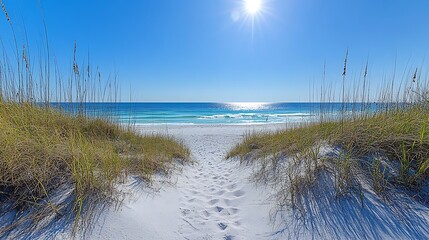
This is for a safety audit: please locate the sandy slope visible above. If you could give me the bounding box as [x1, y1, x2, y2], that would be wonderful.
[50, 124, 428, 240]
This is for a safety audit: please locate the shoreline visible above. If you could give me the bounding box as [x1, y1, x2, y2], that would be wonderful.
[134, 122, 294, 136]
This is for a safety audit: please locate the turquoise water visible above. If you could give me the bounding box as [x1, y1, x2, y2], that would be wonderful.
[55, 102, 372, 125]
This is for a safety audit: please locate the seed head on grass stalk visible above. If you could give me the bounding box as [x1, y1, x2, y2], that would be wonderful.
[341, 49, 348, 135]
[1, 0, 11, 23]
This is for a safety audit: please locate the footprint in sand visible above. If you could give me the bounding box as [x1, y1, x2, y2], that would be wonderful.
[232, 190, 245, 197]
[226, 183, 237, 190]
[208, 199, 220, 205]
[224, 234, 234, 240]
[218, 222, 228, 230]
[202, 210, 211, 217]
[216, 190, 226, 195]
[214, 206, 224, 212]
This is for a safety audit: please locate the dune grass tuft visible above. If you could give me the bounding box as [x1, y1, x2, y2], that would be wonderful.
[0, 102, 190, 237]
[0, 2, 190, 236]
[229, 108, 429, 216]
[228, 63, 429, 211]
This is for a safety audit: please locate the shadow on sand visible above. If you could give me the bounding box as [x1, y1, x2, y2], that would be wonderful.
[271, 171, 429, 239]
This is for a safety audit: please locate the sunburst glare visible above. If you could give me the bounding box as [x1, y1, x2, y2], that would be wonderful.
[230, 0, 271, 37]
[244, 0, 262, 15]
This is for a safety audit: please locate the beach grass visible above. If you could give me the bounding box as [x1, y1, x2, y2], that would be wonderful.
[0, 102, 190, 236]
[228, 57, 429, 209]
[0, 1, 190, 237]
[229, 104, 429, 212]
[229, 105, 428, 182]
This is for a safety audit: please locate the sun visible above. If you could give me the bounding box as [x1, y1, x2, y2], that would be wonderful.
[244, 0, 262, 15]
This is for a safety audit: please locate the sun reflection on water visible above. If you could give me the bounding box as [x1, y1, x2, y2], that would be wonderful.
[225, 102, 270, 110]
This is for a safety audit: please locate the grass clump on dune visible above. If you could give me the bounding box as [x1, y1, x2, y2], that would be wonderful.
[229, 106, 429, 215]
[0, 102, 189, 236]
[228, 106, 429, 188]
[228, 61, 429, 210]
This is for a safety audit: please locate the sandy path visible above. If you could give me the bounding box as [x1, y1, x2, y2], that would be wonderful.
[178, 134, 244, 239]
[146, 124, 284, 240]
[176, 130, 269, 239]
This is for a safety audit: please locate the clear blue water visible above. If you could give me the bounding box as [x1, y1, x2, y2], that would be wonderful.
[53, 102, 375, 125]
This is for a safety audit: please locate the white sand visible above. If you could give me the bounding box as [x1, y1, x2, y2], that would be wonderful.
[52, 124, 428, 240]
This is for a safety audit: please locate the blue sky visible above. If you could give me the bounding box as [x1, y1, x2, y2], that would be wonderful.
[1, 0, 429, 102]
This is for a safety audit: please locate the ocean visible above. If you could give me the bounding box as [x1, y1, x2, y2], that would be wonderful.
[54, 102, 374, 125]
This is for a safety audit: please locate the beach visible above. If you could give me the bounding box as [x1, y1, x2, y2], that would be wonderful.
[58, 123, 429, 240]
[1, 0, 429, 239]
